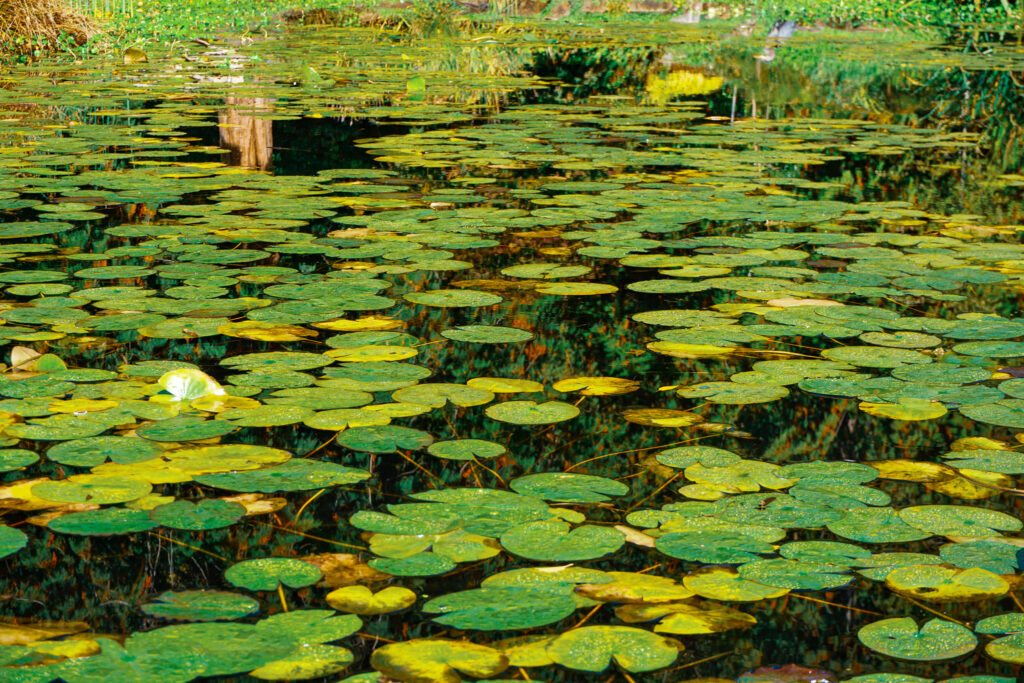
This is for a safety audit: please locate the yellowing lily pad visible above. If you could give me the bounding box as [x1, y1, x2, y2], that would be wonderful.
[370, 639, 509, 682]
[326, 586, 417, 615]
[884, 565, 1009, 602]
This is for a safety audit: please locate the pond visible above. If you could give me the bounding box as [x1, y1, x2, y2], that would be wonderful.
[1, 16, 1024, 682]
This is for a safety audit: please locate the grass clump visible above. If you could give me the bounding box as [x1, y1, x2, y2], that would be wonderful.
[0, 0, 96, 62]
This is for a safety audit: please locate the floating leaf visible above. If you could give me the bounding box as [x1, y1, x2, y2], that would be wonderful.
[509, 473, 628, 503]
[149, 499, 246, 531]
[326, 586, 417, 615]
[370, 639, 509, 682]
[47, 507, 157, 535]
[141, 591, 260, 622]
[427, 439, 506, 461]
[441, 325, 534, 343]
[899, 505, 1022, 537]
[196, 460, 370, 492]
[615, 601, 756, 634]
[158, 369, 226, 401]
[0, 525, 27, 559]
[404, 289, 502, 308]
[552, 376, 639, 396]
[857, 617, 976, 661]
[683, 567, 789, 602]
[225, 558, 323, 591]
[32, 475, 152, 505]
[336, 425, 434, 453]
[546, 626, 679, 673]
[500, 520, 624, 561]
[485, 401, 579, 425]
[423, 585, 576, 630]
[137, 416, 236, 442]
[249, 644, 354, 680]
[885, 565, 1009, 602]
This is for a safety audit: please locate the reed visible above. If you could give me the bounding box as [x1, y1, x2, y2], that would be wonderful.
[0, 0, 96, 49]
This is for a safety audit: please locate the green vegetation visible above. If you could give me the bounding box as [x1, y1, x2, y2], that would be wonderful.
[3, 0, 1024, 64]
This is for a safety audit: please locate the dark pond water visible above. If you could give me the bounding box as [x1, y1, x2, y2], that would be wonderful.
[1, 18, 1024, 683]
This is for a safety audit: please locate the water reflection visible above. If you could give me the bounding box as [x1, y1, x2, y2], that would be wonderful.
[219, 98, 274, 171]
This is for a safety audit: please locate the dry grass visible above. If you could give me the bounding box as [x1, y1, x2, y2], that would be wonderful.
[0, 0, 96, 52]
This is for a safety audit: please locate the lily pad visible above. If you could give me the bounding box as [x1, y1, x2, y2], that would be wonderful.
[485, 401, 580, 425]
[370, 639, 509, 682]
[325, 586, 417, 615]
[500, 520, 624, 561]
[857, 617, 976, 661]
[0, 525, 27, 559]
[140, 591, 260, 622]
[509, 473, 628, 503]
[149, 499, 246, 531]
[423, 585, 577, 630]
[404, 289, 502, 308]
[225, 558, 323, 591]
[546, 625, 679, 673]
[427, 439, 506, 461]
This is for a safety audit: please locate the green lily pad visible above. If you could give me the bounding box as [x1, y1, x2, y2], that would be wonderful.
[500, 263, 591, 279]
[225, 558, 323, 591]
[124, 622, 290, 677]
[218, 405, 315, 428]
[140, 590, 260, 621]
[54, 637, 207, 682]
[822, 346, 932, 368]
[427, 439, 506, 461]
[500, 520, 624, 561]
[392, 383, 494, 408]
[149, 499, 246, 531]
[509, 473, 628, 503]
[46, 436, 163, 468]
[221, 352, 333, 373]
[0, 448, 39, 472]
[985, 632, 1024, 664]
[656, 445, 742, 469]
[827, 508, 932, 544]
[370, 639, 509, 683]
[47, 507, 158, 535]
[441, 325, 534, 343]
[899, 505, 1022, 537]
[137, 416, 236, 442]
[336, 425, 434, 453]
[961, 400, 1024, 428]
[738, 558, 852, 590]
[656, 530, 775, 564]
[369, 552, 457, 576]
[546, 625, 679, 673]
[0, 525, 27, 559]
[485, 401, 580, 425]
[676, 381, 789, 404]
[404, 289, 502, 308]
[423, 585, 577, 630]
[33, 475, 152, 505]
[939, 539, 1022, 574]
[5, 414, 111, 440]
[857, 617, 976, 661]
[196, 459, 370, 492]
[952, 341, 1024, 357]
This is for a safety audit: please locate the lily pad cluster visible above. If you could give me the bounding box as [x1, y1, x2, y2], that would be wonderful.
[2, 16, 1024, 683]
